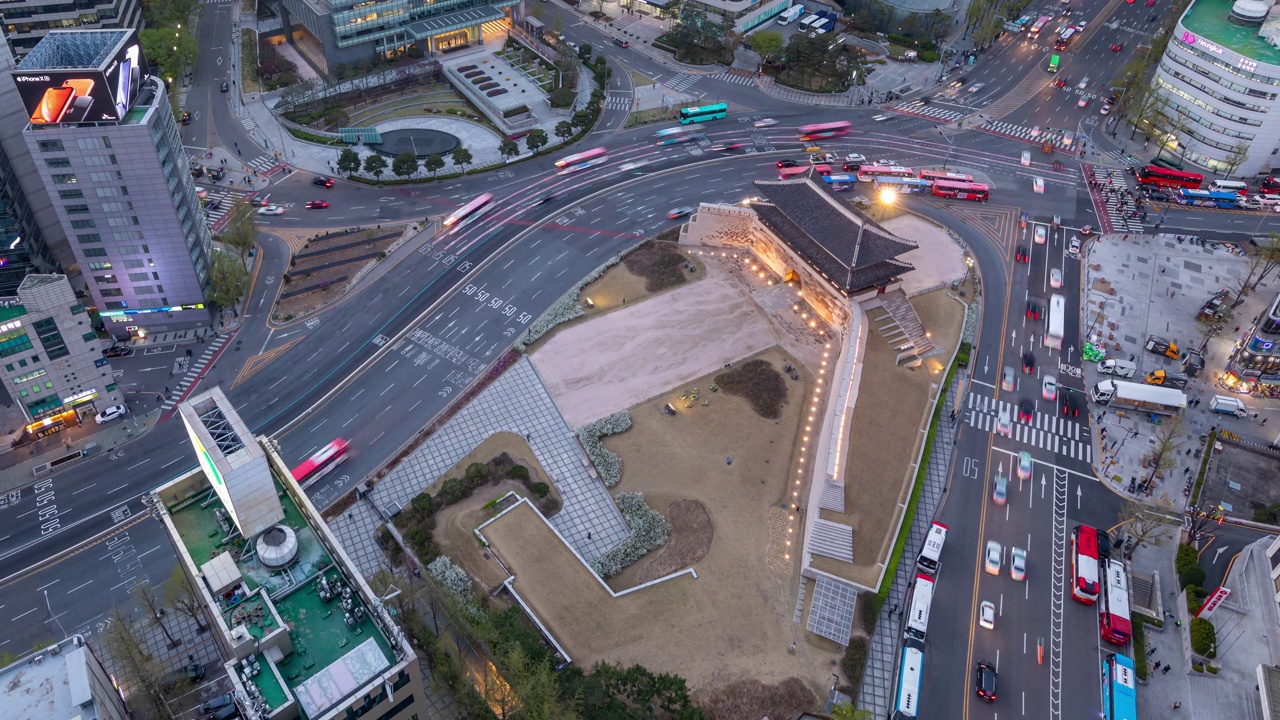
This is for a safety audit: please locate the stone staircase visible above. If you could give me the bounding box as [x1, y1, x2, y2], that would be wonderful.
[865, 289, 937, 366]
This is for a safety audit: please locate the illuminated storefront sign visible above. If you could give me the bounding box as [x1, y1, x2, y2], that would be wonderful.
[100, 303, 205, 318]
[1182, 31, 1225, 55]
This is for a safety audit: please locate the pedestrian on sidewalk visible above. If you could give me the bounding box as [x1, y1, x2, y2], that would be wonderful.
[1172, 702, 1181, 709]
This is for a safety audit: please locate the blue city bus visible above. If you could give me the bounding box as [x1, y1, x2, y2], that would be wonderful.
[1101, 653, 1137, 720]
[1177, 188, 1238, 209]
[891, 639, 924, 719]
[873, 176, 932, 194]
[678, 103, 729, 125]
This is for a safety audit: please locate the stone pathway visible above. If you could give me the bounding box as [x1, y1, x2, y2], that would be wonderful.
[856, 368, 962, 715]
[346, 356, 630, 563]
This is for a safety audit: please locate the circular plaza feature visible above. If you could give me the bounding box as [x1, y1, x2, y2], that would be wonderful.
[370, 127, 460, 158]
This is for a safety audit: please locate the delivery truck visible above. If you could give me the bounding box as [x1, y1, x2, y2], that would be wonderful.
[1090, 379, 1187, 415]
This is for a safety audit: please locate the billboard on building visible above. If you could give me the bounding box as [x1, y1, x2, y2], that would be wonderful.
[12, 38, 145, 125]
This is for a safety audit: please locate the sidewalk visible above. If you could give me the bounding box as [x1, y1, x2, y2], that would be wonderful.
[0, 409, 160, 494]
[1081, 232, 1280, 507]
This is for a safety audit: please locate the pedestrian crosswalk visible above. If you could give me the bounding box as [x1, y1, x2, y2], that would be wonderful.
[965, 392, 1093, 462]
[200, 186, 244, 228]
[240, 116, 257, 133]
[664, 73, 699, 92]
[246, 154, 280, 173]
[161, 333, 232, 412]
[981, 120, 1074, 150]
[708, 71, 755, 86]
[604, 93, 631, 110]
[892, 100, 967, 123]
[1089, 165, 1145, 233]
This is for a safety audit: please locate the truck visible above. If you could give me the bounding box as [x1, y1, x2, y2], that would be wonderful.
[798, 13, 821, 30]
[778, 4, 805, 25]
[1145, 369, 1189, 389]
[1208, 394, 1248, 417]
[1090, 379, 1187, 415]
[1145, 335, 1179, 359]
[1098, 358, 1137, 378]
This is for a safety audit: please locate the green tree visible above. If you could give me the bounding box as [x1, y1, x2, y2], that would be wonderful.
[748, 29, 784, 61]
[392, 151, 419, 180]
[498, 140, 520, 162]
[571, 109, 594, 129]
[526, 129, 549, 155]
[337, 147, 361, 177]
[832, 702, 875, 720]
[146, 0, 199, 26]
[139, 27, 198, 86]
[219, 201, 257, 268]
[554, 120, 574, 142]
[450, 147, 473, 175]
[209, 250, 251, 309]
[363, 153, 388, 182]
[423, 153, 445, 179]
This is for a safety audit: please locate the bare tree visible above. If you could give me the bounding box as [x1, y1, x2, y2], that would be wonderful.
[132, 580, 180, 649]
[101, 605, 174, 720]
[1224, 141, 1252, 179]
[166, 564, 209, 633]
[1250, 232, 1280, 290]
[1233, 243, 1269, 301]
[1144, 414, 1185, 488]
[1118, 497, 1175, 558]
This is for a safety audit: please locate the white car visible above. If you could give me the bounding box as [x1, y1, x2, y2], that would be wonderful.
[844, 153, 867, 163]
[984, 541, 1003, 575]
[257, 205, 285, 215]
[1001, 366, 1016, 392]
[1077, 97, 1089, 108]
[1010, 547, 1027, 581]
[1034, 177, 1045, 194]
[993, 473, 1008, 505]
[1017, 451, 1032, 480]
[1030, 125, 1041, 137]
[95, 404, 127, 424]
[1034, 225, 1047, 244]
[876, 159, 899, 166]
[968, 82, 986, 93]
[1077, 77, 1090, 89]
[1100, 104, 1111, 116]
[1068, 236, 1082, 254]
[996, 407, 1013, 437]
[979, 600, 996, 629]
[1042, 375, 1058, 401]
[1050, 267, 1063, 288]
[753, 118, 777, 128]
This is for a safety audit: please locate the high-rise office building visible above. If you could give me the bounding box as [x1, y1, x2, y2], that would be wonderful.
[0, 0, 143, 59]
[0, 635, 130, 720]
[13, 29, 214, 339]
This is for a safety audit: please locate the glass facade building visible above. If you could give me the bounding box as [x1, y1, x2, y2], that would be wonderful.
[0, 0, 142, 59]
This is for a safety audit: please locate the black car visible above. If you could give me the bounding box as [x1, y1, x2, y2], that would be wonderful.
[776, 159, 798, 169]
[1015, 245, 1030, 263]
[181, 111, 191, 125]
[312, 176, 335, 188]
[612, 38, 630, 48]
[1148, 190, 1171, 202]
[221, 81, 229, 92]
[1022, 352, 1035, 374]
[842, 161, 862, 172]
[102, 345, 131, 358]
[1062, 392, 1082, 417]
[976, 661, 998, 702]
[1026, 300, 1042, 320]
[161, 663, 205, 688]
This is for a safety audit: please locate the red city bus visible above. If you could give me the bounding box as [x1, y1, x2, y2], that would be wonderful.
[1261, 177, 1280, 195]
[919, 169, 974, 183]
[778, 166, 810, 179]
[1137, 166, 1204, 190]
[291, 439, 349, 489]
[798, 121, 852, 141]
[1071, 524, 1102, 604]
[1099, 559, 1132, 645]
[932, 180, 990, 201]
[857, 165, 916, 182]
[443, 192, 495, 229]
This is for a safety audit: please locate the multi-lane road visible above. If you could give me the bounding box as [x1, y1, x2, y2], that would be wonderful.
[0, 0, 1272, 717]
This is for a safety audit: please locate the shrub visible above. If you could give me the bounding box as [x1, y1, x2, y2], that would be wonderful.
[1255, 502, 1280, 525]
[531, 481, 550, 498]
[590, 492, 670, 577]
[577, 410, 632, 487]
[549, 87, 576, 108]
[1186, 585, 1203, 615]
[622, 241, 688, 291]
[437, 477, 470, 505]
[1179, 566, 1206, 589]
[501, 104, 529, 118]
[715, 359, 788, 419]
[1190, 617, 1216, 656]
[1176, 544, 1200, 574]
[860, 593, 884, 634]
[919, 50, 939, 63]
[464, 462, 489, 487]
[1131, 613, 1148, 680]
[841, 637, 869, 690]
[509, 464, 530, 481]
[427, 556, 481, 621]
[514, 241, 645, 350]
[956, 341, 972, 368]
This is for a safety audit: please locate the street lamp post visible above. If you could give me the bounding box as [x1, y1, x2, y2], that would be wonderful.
[935, 125, 955, 169]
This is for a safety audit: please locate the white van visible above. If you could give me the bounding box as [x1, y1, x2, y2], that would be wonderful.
[778, 4, 805, 25]
[798, 13, 821, 30]
[1098, 359, 1138, 378]
[1209, 179, 1249, 195]
[1208, 395, 1248, 417]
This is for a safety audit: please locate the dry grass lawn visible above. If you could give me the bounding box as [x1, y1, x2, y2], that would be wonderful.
[810, 290, 964, 587]
[498, 345, 835, 695]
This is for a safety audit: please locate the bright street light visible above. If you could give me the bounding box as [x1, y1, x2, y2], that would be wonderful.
[879, 188, 898, 206]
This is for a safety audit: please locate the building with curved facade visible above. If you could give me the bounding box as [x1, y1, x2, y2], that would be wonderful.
[1153, 0, 1280, 176]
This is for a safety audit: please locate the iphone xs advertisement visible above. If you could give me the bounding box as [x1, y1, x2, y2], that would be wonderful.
[12, 35, 145, 125]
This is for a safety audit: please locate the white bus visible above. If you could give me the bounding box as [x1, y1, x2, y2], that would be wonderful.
[778, 4, 805, 24]
[893, 641, 924, 719]
[1046, 294, 1065, 349]
[904, 573, 935, 642]
[798, 13, 821, 30]
[917, 521, 948, 574]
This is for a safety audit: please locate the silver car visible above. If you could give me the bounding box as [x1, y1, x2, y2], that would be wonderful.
[985, 540, 1003, 575]
[1010, 547, 1027, 581]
